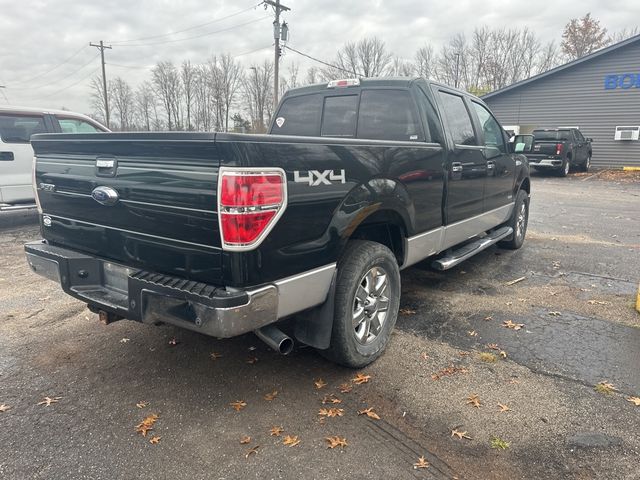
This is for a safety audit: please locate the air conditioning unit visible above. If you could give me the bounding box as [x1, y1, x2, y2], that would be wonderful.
[614, 126, 640, 141]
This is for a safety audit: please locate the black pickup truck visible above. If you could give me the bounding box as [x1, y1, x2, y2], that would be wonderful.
[528, 127, 592, 176]
[25, 78, 530, 367]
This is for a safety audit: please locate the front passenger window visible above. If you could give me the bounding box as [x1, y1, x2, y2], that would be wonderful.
[471, 102, 506, 154]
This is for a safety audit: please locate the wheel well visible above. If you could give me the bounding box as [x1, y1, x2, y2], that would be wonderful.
[520, 177, 530, 194]
[348, 210, 406, 266]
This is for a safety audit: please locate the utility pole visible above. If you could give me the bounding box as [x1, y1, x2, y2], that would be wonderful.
[264, 0, 290, 108]
[90, 40, 112, 128]
[454, 52, 460, 89]
[0, 86, 8, 104]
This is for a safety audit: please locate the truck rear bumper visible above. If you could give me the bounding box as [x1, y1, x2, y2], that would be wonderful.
[527, 156, 563, 168]
[24, 241, 335, 338]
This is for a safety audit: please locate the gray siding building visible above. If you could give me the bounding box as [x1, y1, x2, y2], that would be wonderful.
[483, 35, 640, 169]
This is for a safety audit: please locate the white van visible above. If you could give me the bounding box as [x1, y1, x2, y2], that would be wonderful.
[0, 106, 108, 210]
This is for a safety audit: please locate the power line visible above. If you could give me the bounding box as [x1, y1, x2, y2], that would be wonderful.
[11, 44, 89, 85]
[115, 16, 271, 47]
[8, 53, 100, 90]
[108, 2, 263, 44]
[106, 62, 152, 70]
[283, 45, 365, 77]
[31, 67, 100, 101]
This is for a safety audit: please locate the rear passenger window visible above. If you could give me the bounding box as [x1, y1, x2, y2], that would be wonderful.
[0, 114, 47, 143]
[273, 93, 322, 136]
[357, 89, 423, 142]
[321, 95, 358, 137]
[437, 92, 477, 146]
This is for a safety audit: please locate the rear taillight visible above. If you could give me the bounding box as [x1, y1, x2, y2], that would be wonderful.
[32, 156, 43, 214]
[556, 143, 563, 155]
[218, 168, 287, 251]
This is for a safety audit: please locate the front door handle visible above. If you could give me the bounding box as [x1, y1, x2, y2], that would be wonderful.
[451, 162, 463, 173]
[486, 160, 496, 169]
[0, 151, 14, 161]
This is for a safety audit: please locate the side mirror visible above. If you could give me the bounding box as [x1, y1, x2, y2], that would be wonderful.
[586, 137, 593, 142]
[511, 134, 534, 154]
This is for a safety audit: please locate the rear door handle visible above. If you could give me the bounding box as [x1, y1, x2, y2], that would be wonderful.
[451, 162, 463, 173]
[0, 151, 14, 161]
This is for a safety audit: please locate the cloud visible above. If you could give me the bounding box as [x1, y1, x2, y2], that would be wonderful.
[0, 0, 637, 114]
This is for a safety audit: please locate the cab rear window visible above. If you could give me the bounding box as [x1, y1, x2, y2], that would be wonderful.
[533, 130, 571, 141]
[0, 114, 47, 143]
[321, 95, 358, 137]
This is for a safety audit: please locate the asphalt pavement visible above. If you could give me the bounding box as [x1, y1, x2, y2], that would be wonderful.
[0, 171, 638, 479]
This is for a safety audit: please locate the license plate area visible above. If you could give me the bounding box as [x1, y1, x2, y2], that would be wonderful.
[102, 262, 136, 294]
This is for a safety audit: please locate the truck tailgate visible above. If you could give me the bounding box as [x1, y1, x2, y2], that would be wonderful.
[31, 133, 223, 285]
[531, 140, 561, 155]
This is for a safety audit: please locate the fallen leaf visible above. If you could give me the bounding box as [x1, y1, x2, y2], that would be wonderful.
[357, 407, 380, 420]
[319, 408, 344, 418]
[483, 315, 493, 321]
[466, 394, 482, 408]
[338, 383, 353, 394]
[322, 394, 342, 405]
[497, 403, 511, 413]
[240, 436, 251, 445]
[168, 338, 179, 346]
[451, 429, 472, 440]
[270, 426, 284, 437]
[135, 413, 159, 437]
[479, 352, 497, 363]
[468, 330, 478, 337]
[149, 436, 161, 444]
[230, 400, 247, 412]
[120, 338, 130, 343]
[508, 378, 520, 385]
[245, 445, 260, 458]
[502, 320, 524, 330]
[325, 436, 348, 449]
[37, 396, 61, 407]
[505, 301, 513, 306]
[413, 456, 430, 469]
[491, 437, 510, 450]
[594, 381, 617, 395]
[420, 352, 429, 360]
[504, 276, 526, 286]
[399, 308, 416, 315]
[486, 343, 499, 350]
[548, 311, 562, 317]
[246, 356, 258, 364]
[626, 396, 640, 406]
[0, 404, 10, 412]
[314, 378, 327, 389]
[210, 352, 223, 360]
[352, 373, 371, 385]
[499, 350, 508, 359]
[282, 435, 300, 447]
[458, 351, 470, 357]
[136, 401, 149, 409]
[588, 300, 610, 305]
[432, 365, 468, 381]
[263, 390, 278, 401]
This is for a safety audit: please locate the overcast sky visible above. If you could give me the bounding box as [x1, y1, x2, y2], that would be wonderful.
[1, 0, 638, 114]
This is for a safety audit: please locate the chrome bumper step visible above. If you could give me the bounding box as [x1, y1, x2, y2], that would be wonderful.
[431, 226, 513, 271]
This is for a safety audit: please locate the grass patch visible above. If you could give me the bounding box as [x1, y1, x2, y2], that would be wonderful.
[479, 352, 497, 363]
[491, 437, 510, 450]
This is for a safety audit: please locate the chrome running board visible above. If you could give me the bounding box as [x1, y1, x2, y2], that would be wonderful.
[431, 226, 513, 271]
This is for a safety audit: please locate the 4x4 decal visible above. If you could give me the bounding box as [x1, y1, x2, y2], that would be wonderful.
[294, 169, 346, 186]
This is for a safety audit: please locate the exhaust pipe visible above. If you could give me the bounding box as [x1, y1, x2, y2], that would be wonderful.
[255, 324, 294, 355]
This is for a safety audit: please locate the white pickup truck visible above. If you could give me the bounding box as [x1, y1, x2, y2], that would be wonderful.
[0, 106, 107, 211]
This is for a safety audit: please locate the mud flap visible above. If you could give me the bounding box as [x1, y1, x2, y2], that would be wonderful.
[293, 270, 337, 350]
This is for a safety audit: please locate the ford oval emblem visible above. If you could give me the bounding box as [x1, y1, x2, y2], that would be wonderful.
[91, 186, 119, 206]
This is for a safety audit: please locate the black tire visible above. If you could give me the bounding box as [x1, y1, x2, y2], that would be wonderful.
[557, 157, 571, 177]
[320, 240, 401, 368]
[579, 153, 591, 172]
[498, 189, 529, 250]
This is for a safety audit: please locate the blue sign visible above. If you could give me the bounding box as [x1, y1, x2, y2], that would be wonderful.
[604, 74, 640, 89]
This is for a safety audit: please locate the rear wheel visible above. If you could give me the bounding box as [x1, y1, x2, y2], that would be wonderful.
[579, 153, 591, 172]
[320, 240, 400, 368]
[498, 189, 529, 250]
[558, 157, 570, 177]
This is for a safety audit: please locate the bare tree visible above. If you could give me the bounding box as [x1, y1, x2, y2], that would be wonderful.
[89, 76, 111, 126]
[389, 57, 415, 77]
[152, 61, 182, 130]
[561, 13, 608, 60]
[609, 27, 639, 44]
[323, 37, 393, 79]
[244, 60, 273, 133]
[218, 53, 243, 131]
[135, 81, 156, 131]
[181, 61, 195, 130]
[536, 40, 561, 74]
[415, 45, 435, 79]
[110, 77, 135, 131]
[305, 66, 320, 85]
[193, 63, 214, 131]
[280, 62, 300, 97]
